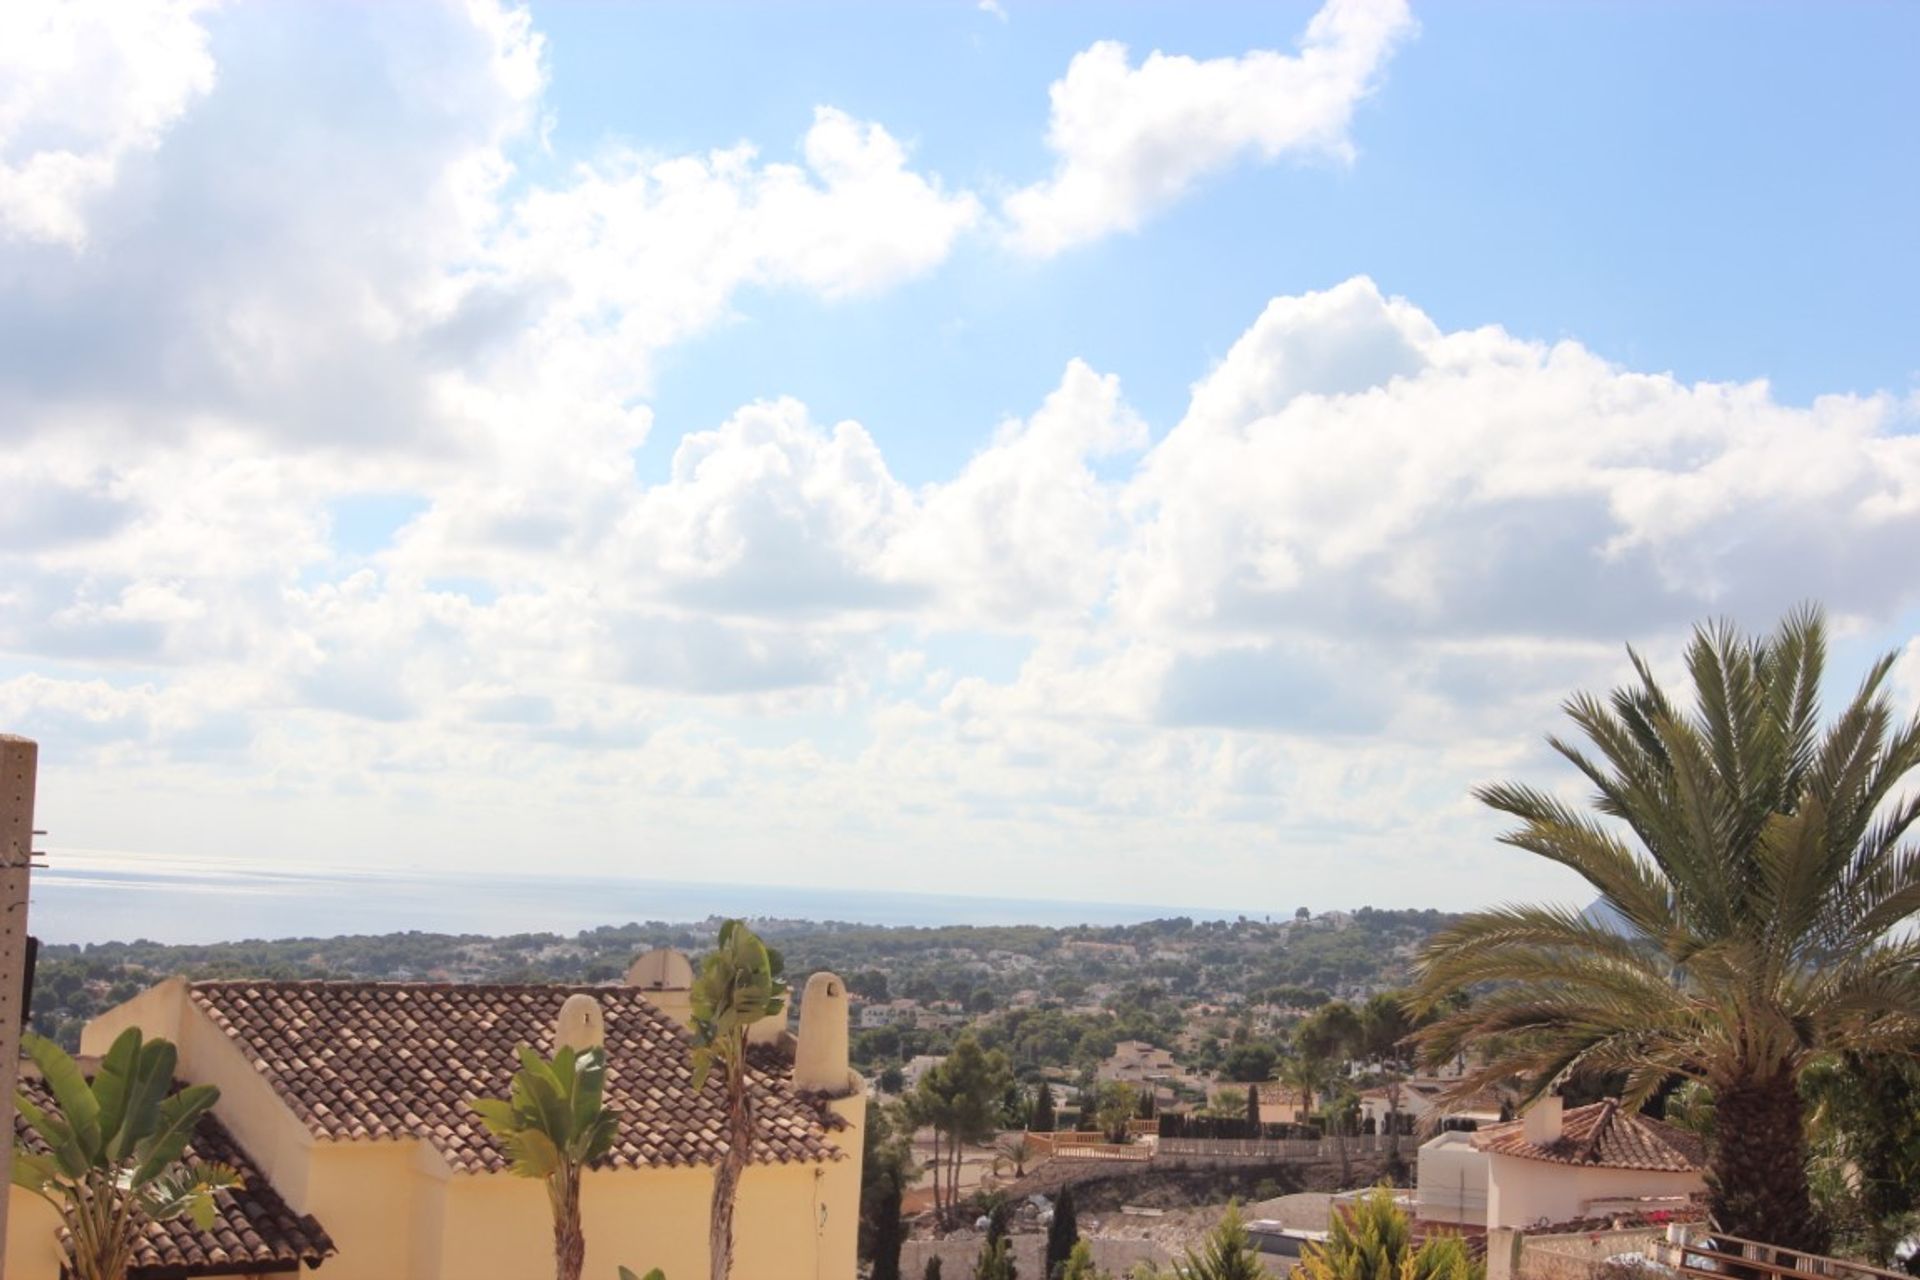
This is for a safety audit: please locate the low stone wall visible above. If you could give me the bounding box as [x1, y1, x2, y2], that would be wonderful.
[1157, 1135, 1410, 1162]
[1517, 1227, 1664, 1280]
[901, 1233, 1173, 1277]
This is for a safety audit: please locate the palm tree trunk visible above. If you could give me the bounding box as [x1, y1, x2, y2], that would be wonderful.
[709, 1064, 753, 1280]
[554, 1165, 585, 1280]
[1708, 1068, 1826, 1254]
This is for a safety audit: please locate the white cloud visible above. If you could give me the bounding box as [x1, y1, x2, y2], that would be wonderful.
[886, 359, 1147, 625]
[0, 0, 217, 246]
[489, 106, 980, 390]
[11, 272, 1920, 911]
[4, 0, 1916, 914]
[1116, 276, 1920, 646]
[1002, 0, 1415, 255]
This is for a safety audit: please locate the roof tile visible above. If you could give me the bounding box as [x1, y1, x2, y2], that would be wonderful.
[188, 980, 846, 1174]
[1471, 1099, 1704, 1173]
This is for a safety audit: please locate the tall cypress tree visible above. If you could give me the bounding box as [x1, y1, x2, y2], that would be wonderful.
[1029, 1080, 1056, 1133]
[870, 1171, 905, 1280]
[1245, 1082, 1261, 1132]
[1045, 1186, 1079, 1280]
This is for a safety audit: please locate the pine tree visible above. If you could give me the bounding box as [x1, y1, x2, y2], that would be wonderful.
[1045, 1186, 1080, 1279]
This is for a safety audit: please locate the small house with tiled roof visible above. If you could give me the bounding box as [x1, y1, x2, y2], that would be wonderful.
[1469, 1096, 1704, 1228]
[9, 950, 864, 1280]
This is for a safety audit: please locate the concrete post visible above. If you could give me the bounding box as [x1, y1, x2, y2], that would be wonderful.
[0, 735, 39, 1263]
[1486, 1228, 1522, 1280]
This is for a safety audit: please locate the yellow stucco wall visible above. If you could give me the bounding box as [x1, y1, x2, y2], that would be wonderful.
[5, 1189, 66, 1280]
[441, 1090, 864, 1280]
[44, 987, 867, 1280]
[437, 1157, 841, 1280]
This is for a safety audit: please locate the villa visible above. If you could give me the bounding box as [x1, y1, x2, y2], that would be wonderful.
[5, 949, 865, 1280]
[1413, 1096, 1705, 1231]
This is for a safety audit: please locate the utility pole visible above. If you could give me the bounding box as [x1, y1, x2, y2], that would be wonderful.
[0, 734, 40, 1263]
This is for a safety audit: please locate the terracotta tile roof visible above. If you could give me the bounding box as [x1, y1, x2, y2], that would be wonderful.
[188, 980, 846, 1174]
[15, 1073, 335, 1278]
[1471, 1099, 1704, 1173]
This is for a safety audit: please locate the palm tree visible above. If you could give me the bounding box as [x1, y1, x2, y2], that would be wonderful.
[991, 1133, 1029, 1181]
[470, 1042, 619, 1280]
[1410, 608, 1920, 1252]
[690, 919, 789, 1280]
[12, 1029, 241, 1280]
[1279, 1052, 1330, 1131]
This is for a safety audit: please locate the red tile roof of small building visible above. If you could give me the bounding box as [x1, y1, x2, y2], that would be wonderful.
[1470, 1099, 1704, 1173]
[187, 980, 846, 1174]
[15, 1073, 336, 1277]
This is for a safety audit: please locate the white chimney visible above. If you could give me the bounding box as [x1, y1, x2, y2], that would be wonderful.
[625, 947, 695, 1029]
[1523, 1094, 1564, 1145]
[794, 972, 852, 1096]
[555, 993, 606, 1053]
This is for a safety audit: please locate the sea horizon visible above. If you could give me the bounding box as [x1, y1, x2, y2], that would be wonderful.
[26, 849, 1279, 946]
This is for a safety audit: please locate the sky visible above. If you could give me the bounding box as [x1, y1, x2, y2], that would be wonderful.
[2, 0, 1918, 919]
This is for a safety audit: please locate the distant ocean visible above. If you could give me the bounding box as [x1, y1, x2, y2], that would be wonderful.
[26, 850, 1259, 946]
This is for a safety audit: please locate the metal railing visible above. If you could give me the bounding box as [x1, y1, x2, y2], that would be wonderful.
[1649, 1231, 1910, 1280]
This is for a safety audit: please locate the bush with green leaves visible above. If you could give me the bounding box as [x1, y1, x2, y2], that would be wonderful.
[1298, 1186, 1482, 1280]
[1169, 1202, 1264, 1280]
[11, 1028, 242, 1280]
[1058, 1241, 1109, 1280]
[974, 1236, 1018, 1280]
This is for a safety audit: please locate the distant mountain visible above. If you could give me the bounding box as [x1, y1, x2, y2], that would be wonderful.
[1580, 898, 1638, 938]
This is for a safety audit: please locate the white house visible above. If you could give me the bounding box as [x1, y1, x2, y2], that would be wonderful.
[1360, 1079, 1508, 1132]
[1414, 1130, 1490, 1227]
[1472, 1097, 1705, 1229]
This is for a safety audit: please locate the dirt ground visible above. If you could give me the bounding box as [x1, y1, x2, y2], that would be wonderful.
[901, 1156, 1376, 1278]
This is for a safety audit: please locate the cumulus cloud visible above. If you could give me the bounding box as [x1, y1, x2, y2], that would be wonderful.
[1002, 0, 1415, 255]
[0, 0, 545, 455]
[0, 0, 217, 246]
[5, 0, 1916, 910]
[490, 107, 980, 385]
[886, 359, 1147, 624]
[1117, 276, 1920, 647]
